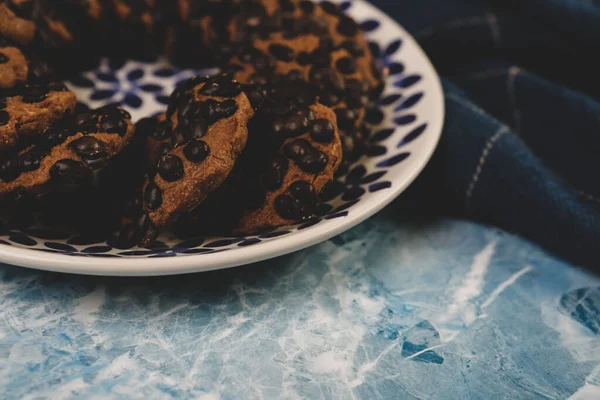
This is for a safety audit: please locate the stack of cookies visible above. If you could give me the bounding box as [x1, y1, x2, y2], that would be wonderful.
[0, 0, 384, 247]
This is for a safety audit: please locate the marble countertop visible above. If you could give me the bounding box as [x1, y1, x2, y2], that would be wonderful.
[0, 207, 598, 399]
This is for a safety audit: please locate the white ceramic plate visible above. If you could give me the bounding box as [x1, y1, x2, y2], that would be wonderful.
[0, 0, 444, 276]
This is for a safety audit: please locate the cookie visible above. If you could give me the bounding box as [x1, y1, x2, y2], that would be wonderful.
[122, 74, 254, 245]
[110, 0, 164, 59]
[0, 82, 76, 151]
[0, 104, 135, 198]
[227, 32, 370, 124]
[178, 82, 342, 236]
[0, 36, 53, 89]
[0, 0, 37, 46]
[135, 113, 173, 168]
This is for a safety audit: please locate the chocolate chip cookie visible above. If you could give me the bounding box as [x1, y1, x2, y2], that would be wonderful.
[123, 74, 254, 245]
[0, 104, 135, 198]
[0, 82, 76, 151]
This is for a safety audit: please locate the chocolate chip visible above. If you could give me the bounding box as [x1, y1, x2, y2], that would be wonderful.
[21, 86, 48, 103]
[297, 51, 313, 66]
[319, 93, 340, 107]
[183, 140, 210, 163]
[310, 119, 335, 143]
[0, 110, 9, 126]
[158, 154, 184, 182]
[280, 0, 296, 13]
[261, 154, 289, 190]
[203, 99, 238, 124]
[269, 44, 295, 62]
[253, 53, 277, 72]
[0, 157, 20, 182]
[288, 181, 317, 208]
[341, 41, 365, 57]
[50, 159, 91, 184]
[335, 108, 359, 129]
[310, 67, 345, 93]
[99, 113, 128, 136]
[335, 57, 357, 75]
[154, 120, 172, 140]
[199, 75, 242, 97]
[287, 70, 305, 82]
[0, 52, 8, 64]
[48, 82, 68, 92]
[0, 99, 6, 110]
[284, 115, 309, 137]
[19, 151, 41, 172]
[136, 117, 158, 137]
[274, 195, 305, 220]
[70, 136, 107, 166]
[144, 182, 162, 210]
[320, 1, 340, 15]
[337, 16, 359, 37]
[190, 118, 208, 139]
[73, 113, 97, 134]
[299, 0, 315, 14]
[283, 139, 329, 173]
[156, 142, 172, 161]
[246, 88, 265, 110]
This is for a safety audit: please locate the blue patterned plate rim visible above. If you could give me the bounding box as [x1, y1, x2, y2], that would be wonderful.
[0, 0, 444, 276]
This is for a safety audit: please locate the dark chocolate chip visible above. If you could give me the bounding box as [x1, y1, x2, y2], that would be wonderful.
[0, 52, 8, 64]
[144, 182, 162, 210]
[48, 82, 68, 92]
[335, 57, 357, 75]
[319, 92, 340, 107]
[0, 99, 6, 110]
[154, 120, 172, 140]
[261, 154, 289, 190]
[19, 151, 41, 172]
[274, 195, 305, 220]
[335, 108, 359, 129]
[282, 115, 309, 137]
[299, 0, 315, 14]
[341, 41, 365, 57]
[288, 181, 317, 207]
[0, 157, 20, 182]
[310, 67, 345, 93]
[100, 113, 128, 136]
[337, 16, 359, 37]
[136, 117, 158, 137]
[21, 86, 48, 103]
[156, 142, 172, 162]
[0, 110, 9, 126]
[280, 0, 296, 13]
[70, 136, 107, 166]
[183, 139, 210, 163]
[320, 1, 340, 15]
[50, 159, 91, 184]
[297, 51, 313, 66]
[158, 154, 184, 182]
[310, 119, 335, 143]
[269, 44, 295, 62]
[283, 139, 329, 173]
[203, 99, 238, 124]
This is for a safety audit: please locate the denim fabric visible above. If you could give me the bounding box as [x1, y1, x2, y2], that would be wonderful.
[371, 0, 600, 267]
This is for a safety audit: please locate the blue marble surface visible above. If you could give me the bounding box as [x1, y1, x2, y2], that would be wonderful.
[1, 207, 599, 399]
